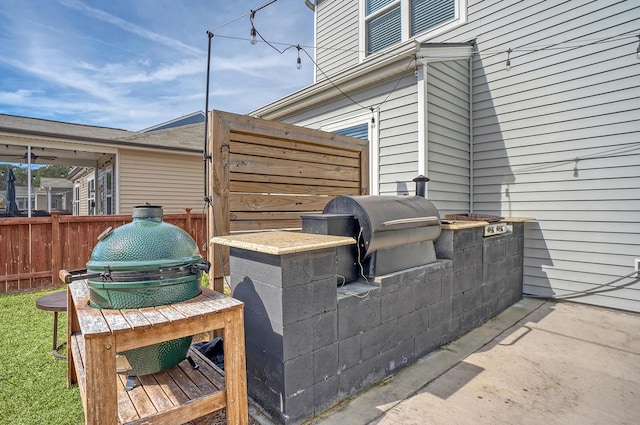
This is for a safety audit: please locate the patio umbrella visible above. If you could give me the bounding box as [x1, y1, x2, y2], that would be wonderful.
[5, 168, 19, 215]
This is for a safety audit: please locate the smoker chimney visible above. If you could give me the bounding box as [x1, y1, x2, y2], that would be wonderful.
[413, 175, 430, 198]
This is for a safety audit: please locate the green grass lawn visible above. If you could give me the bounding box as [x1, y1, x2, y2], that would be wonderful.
[0, 289, 84, 424]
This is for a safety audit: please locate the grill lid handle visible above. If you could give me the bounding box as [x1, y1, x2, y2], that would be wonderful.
[382, 216, 440, 227]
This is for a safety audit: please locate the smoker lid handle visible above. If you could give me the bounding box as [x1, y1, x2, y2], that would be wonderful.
[382, 216, 440, 227]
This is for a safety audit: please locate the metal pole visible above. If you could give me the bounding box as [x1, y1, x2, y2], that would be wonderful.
[27, 145, 32, 217]
[203, 30, 213, 206]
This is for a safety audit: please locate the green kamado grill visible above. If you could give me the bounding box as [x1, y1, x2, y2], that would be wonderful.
[65, 205, 209, 379]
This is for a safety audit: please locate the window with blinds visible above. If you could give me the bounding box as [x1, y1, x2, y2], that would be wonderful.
[333, 123, 369, 140]
[364, 0, 459, 55]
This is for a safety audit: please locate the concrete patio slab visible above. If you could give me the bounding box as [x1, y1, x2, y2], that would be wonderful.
[306, 298, 640, 425]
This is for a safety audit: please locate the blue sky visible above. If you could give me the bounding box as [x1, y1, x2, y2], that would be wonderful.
[0, 0, 315, 130]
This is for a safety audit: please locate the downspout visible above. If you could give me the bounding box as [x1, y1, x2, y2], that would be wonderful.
[468, 49, 474, 213]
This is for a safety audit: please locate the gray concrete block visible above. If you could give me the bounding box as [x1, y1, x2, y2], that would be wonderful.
[506, 234, 523, 255]
[483, 236, 506, 264]
[441, 271, 454, 301]
[313, 375, 340, 416]
[284, 352, 314, 397]
[415, 322, 444, 358]
[397, 283, 417, 316]
[371, 263, 428, 287]
[453, 265, 482, 294]
[463, 305, 484, 330]
[243, 304, 284, 360]
[338, 356, 387, 398]
[361, 319, 399, 360]
[428, 298, 451, 328]
[245, 341, 286, 400]
[337, 288, 381, 339]
[463, 285, 484, 313]
[281, 277, 337, 325]
[482, 295, 502, 321]
[283, 316, 315, 360]
[279, 248, 337, 287]
[453, 245, 482, 272]
[313, 343, 338, 384]
[312, 310, 337, 349]
[385, 337, 415, 371]
[230, 248, 283, 286]
[380, 289, 399, 323]
[246, 373, 283, 423]
[511, 222, 524, 237]
[434, 230, 453, 257]
[283, 384, 315, 424]
[399, 306, 429, 341]
[429, 259, 453, 273]
[505, 268, 523, 293]
[425, 276, 443, 306]
[482, 278, 500, 301]
[453, 227, 481, 250]
[483, 256, 507, 284]
[338, 332, 361, 372]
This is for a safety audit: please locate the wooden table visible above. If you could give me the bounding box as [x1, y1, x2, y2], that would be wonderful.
[35, 290, 67, 359]
[66, 280, 248, 425]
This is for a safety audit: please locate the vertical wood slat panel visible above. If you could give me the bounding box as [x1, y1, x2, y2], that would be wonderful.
[207, 110, 369, 293]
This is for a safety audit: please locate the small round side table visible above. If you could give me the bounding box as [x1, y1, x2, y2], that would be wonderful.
[35, 291, 67, 359]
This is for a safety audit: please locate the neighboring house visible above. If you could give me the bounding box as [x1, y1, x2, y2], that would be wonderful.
[251, 1, 640, 311]
[141, 111, 205, 132]
[0, 114, 204, 215]
[37, 177, 74, 212]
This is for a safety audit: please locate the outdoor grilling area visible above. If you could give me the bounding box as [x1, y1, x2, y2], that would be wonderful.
[212, 177, 527, 425]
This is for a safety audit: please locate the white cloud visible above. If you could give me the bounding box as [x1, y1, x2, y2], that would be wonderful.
[59, 0, 204, 56]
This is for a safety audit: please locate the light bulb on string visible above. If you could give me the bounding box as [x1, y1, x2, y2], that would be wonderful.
[250, 26, 258, 45]
[505, 48, 512, 71]
[296, 45, 302, 70]
[636, 34, 640, 60]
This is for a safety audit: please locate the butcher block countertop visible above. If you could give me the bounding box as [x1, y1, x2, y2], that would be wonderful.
[441, 217, 535, 230]
[211, 231, 355, 255]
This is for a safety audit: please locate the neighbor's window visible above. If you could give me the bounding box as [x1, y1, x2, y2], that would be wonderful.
[73, 184, 80, 215]
[364, 0, 462, 55]
[87, 177, 95, 215]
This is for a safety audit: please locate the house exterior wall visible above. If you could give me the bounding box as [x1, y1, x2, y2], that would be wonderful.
[449, 0, 640, 312]
[253, 0, 640, 312]
[315, 0, 359, 81]
[427, 59, 470, 215]
[118, 149, 203, 214]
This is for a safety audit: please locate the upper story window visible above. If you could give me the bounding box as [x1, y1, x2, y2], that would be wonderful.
[363, 0, 463, 56]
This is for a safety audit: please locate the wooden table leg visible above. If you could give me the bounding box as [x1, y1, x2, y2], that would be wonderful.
[67, 288, 78, 387]
[84, 334, 117, 425]
[223, 308, 248, 425]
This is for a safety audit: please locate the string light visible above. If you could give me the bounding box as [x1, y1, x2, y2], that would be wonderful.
[206, 5, 636, 117]
[250, 26, 258, 45]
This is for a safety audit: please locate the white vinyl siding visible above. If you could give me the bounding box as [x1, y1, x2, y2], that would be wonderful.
[315, 0, 360, 80]
[462, 0, 640, 311]
[118, 149, 203, 214]
[427, 59, 470, 215]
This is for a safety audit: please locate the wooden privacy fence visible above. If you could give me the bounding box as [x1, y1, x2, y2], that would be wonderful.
[207, 110, 369, 292]
[0, 209, 205, 294]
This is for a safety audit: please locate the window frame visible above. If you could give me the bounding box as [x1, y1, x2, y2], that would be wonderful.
[322, 111, 379, 195]
[73, 184, 80, 215]
[359, 0, 467, 60]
